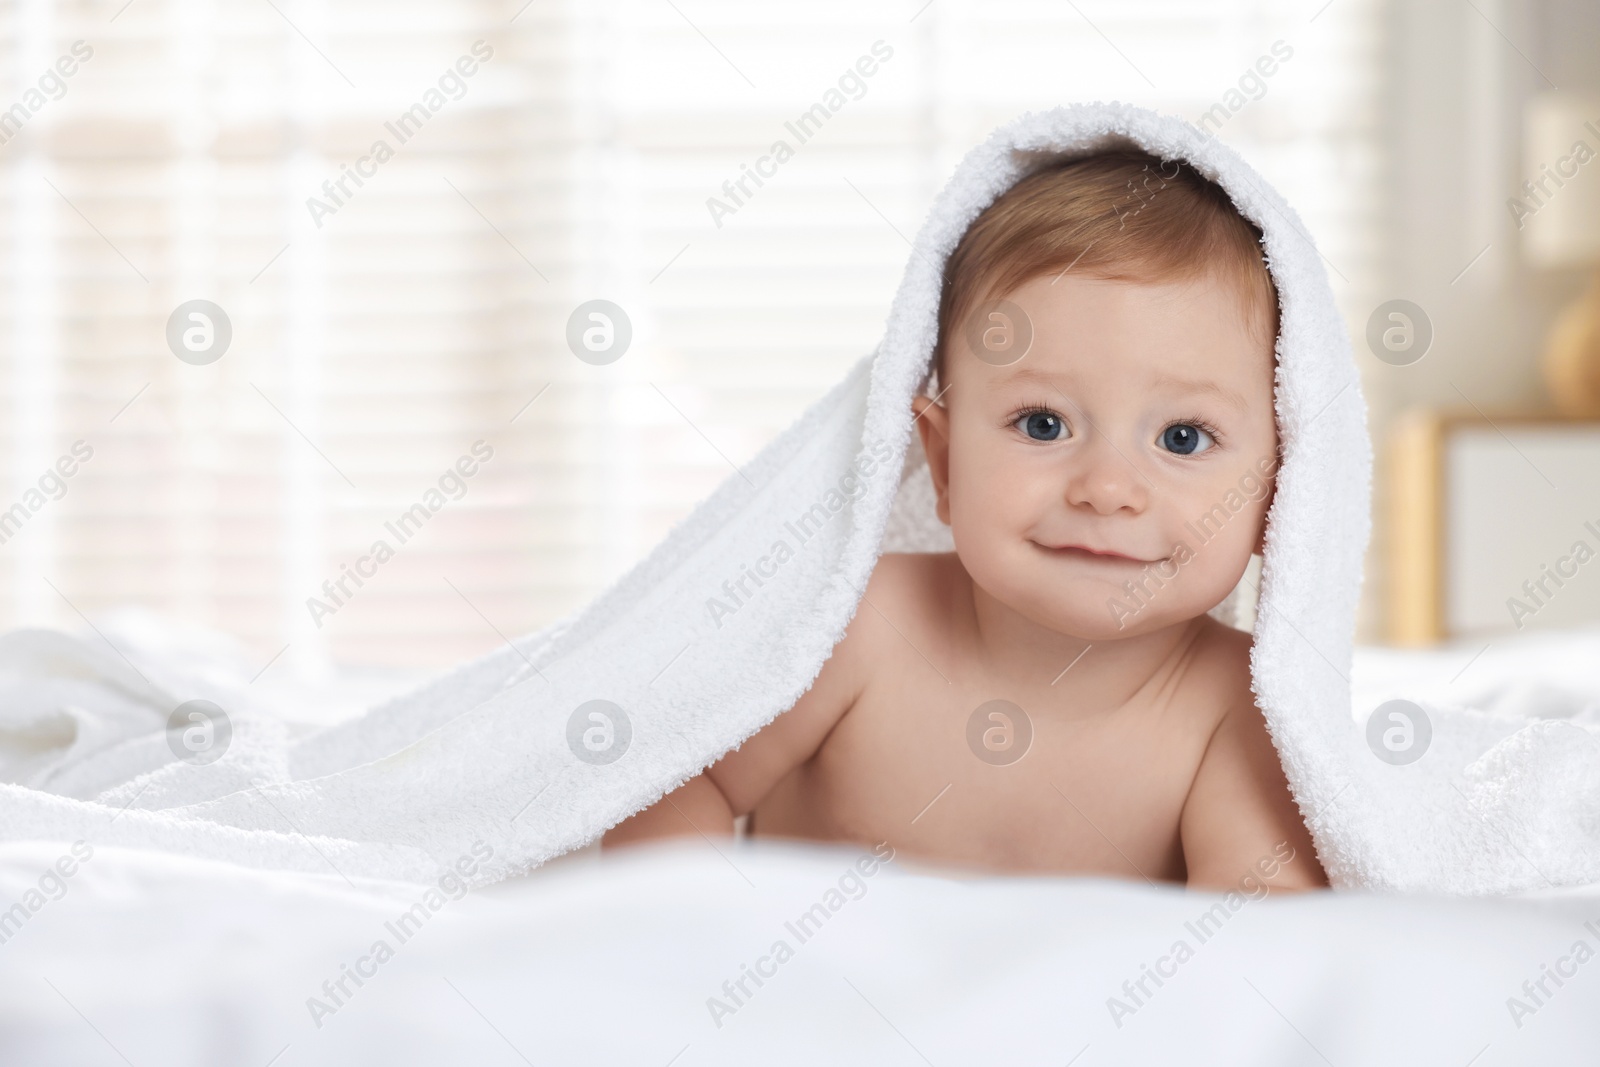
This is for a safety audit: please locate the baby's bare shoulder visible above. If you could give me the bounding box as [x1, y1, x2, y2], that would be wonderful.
[861, 551, 961, 606]
[705, 552, 960, 812]
[1178, 615, 1257, 716]
[845, 551, 965, 650]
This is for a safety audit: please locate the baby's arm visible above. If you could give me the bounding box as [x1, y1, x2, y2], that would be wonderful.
[601, 601, 868, 849]
[1179, 699, 1327, 891]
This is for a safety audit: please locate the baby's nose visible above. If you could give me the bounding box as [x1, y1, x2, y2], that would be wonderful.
[1063, 439, 1148, 515]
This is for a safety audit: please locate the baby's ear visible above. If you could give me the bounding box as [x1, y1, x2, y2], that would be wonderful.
[911, 392, 952, 525]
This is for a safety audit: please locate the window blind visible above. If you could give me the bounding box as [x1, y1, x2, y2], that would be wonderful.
[0, 0, 1384, 674]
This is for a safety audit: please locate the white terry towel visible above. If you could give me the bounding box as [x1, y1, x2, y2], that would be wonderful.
[1, 102, 1596, 894]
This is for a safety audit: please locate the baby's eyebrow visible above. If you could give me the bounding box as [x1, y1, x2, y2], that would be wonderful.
[1148, 374, 1248, 412]
[999, 366, 1250, 413]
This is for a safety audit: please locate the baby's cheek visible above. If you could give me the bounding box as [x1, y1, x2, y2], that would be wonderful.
[948, 477, 1009, 547]
[1171, 499, 1263, 594]
[957, 459, 1040, 539]
[947, 453, 1036, 573]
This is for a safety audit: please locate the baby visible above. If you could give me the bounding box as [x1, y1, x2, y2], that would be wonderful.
[606, 150, 1326, 891]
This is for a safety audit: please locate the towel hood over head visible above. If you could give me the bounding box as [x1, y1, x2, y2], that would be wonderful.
[2, 103, 1596, 894]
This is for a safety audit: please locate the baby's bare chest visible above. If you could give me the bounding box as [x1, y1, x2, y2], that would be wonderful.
[755, 669, 1224, 880]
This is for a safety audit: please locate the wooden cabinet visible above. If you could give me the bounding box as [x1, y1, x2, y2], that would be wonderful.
[1387, 411, 1600, 644]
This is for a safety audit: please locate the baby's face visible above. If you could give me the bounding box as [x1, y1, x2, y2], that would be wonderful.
[916, 271, 1279, 641]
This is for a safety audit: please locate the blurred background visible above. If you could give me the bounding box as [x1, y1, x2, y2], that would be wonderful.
[0, 0, 1595, 684]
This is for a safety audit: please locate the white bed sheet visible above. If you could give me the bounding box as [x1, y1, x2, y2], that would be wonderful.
[1350, 624, 1600, 727]
[3, 623, 1600, 1061]
[1, 838, 1596, 1065]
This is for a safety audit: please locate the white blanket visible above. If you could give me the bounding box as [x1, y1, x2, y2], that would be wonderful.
[1, 839, 1596, 1064]
[0, 102, 1597, 894]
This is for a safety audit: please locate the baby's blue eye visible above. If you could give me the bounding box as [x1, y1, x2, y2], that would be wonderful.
[1160, 423, 1214, 455]
[1017, 411, 1064, 441]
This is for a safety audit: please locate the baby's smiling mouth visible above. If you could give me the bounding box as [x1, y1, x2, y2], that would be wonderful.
[1031, 540, 1167, 566]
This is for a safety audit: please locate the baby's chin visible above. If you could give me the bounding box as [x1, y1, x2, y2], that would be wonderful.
[1020, 592, 1199, 642]
[976, 564, 1223, 642]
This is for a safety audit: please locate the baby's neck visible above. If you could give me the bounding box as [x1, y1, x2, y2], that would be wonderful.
[965, 577, 1208, 710]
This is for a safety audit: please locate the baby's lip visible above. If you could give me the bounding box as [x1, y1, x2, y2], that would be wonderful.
[1034, 541, 1165, 565]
